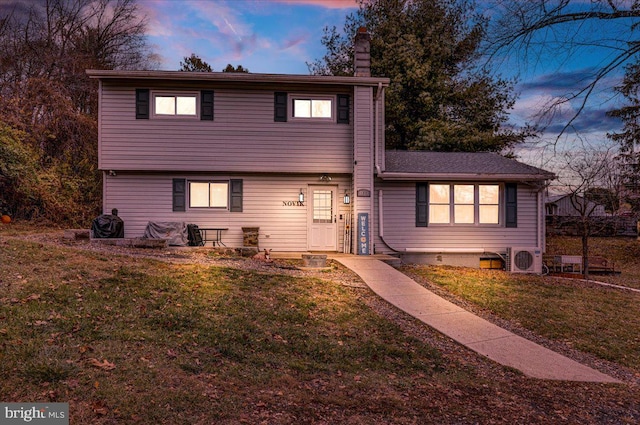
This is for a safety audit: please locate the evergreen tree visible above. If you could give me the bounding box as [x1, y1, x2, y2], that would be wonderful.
[608, 60, 640, 213]
[309, 0, 530, 152]
[179, 54, 213, 72]
[222, 64, 249, 73]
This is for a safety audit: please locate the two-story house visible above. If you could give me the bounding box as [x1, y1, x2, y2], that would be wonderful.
[88, 29, 554, 271]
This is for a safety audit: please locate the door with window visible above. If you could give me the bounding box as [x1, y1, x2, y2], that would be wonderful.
[308, 186, 337, 251]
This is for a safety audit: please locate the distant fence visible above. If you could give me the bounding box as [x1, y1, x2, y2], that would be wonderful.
[546, 216, 639, 237]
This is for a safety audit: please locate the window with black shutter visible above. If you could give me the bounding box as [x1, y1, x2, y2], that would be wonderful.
[201, 90, 214, 120]
[505, 183, 518, 228]
[172, 179, 186, 212]
[416, 183, 428, 227]
[230, 179, 243, 212]
[274, 92, 287, 122]
[337, 94, 349, 124]
[136, 89, 149, 119]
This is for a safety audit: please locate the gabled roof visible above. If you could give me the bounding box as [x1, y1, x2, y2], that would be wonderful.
[380, 151, 555, 181]
[546, 194, 568, 203]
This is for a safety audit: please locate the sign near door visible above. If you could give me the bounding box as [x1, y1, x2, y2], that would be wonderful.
[358, 213, 369, 255]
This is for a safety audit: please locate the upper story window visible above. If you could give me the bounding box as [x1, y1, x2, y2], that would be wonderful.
[426, 183, 501, 225]
[153, 92, 198, 117]
[274, 92, 349, 124]
[136, 89, 213, 120]
[293, 98, 333, 119]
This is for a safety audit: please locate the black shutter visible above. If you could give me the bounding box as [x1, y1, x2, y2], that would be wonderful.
[274, 92, 287, 122]
[136, 89, 149, 119]
[505, 183, 517, 228]
[230, 179, 243, 212]
[416, 183, 428, 227]
[337, 94, 350, 124]
[201, 90, 214, 120]
[173, 179, 186, 212]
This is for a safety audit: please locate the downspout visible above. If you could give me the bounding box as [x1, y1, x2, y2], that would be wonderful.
[373, 82, 384, 254]
[538, 189, 545, 251]
[374, 82, 384, 176]
[378, 189, 401, 252]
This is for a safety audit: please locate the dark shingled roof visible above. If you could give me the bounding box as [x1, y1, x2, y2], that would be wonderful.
[384, 151, 553, 178]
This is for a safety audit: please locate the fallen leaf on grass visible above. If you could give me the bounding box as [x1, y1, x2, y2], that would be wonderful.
[91, 400, 109, 416]
[272, 334, 288, 344]
[88, 358, 116, 370]
[79, 345, 93, 354]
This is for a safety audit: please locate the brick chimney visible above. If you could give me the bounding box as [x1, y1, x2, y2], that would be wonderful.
[354, 27, 371, 77]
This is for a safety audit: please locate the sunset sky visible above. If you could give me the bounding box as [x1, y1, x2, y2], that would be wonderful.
[0, 0, 627, 163]
[138, 0, 626, 156]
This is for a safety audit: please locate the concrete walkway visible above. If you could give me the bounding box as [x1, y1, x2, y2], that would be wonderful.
[332, 256, 620, 383]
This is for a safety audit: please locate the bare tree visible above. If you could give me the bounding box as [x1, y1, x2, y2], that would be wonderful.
[0, 0, 155, 223]
[555, 141, 620, 278]
[483, 0, 640, 139]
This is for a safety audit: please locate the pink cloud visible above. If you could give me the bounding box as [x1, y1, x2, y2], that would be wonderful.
[281, 32, 310, 50]
[137, 0, 184, 37]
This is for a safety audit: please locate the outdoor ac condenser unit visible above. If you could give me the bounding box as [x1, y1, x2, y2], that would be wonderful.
[507, 247, 543, 274]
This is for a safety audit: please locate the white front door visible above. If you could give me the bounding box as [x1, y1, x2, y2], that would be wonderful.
[308, 186, 337, 251]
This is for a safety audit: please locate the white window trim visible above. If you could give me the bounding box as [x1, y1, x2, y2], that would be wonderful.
[188, 181, 229, 209]
[152, 91, 200, 119]
[428, 183, 503, 226]
[289, 94, 336, 122]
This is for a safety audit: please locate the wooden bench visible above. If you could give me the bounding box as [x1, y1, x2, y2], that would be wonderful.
[587, 256, 616, 274]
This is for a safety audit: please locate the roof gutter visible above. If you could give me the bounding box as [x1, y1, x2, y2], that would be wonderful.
[86, 69, 390, 88]
[376, 172, 555, 181]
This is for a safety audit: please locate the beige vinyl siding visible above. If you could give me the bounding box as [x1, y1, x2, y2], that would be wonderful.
[99, 83, 353, 173]
[104, 173, 351, 251]
[352, 86, 374, 253]
[373, 182, 542, 254]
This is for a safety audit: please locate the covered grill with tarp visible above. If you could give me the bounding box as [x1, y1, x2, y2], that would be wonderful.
[91, 209, 124, 239]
